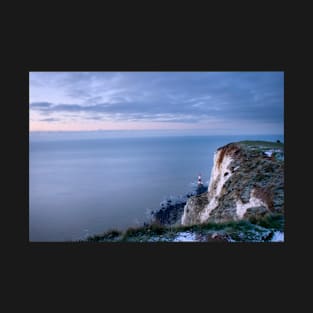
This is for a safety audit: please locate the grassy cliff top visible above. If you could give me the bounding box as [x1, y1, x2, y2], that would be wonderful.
[237, 140, 284, 150]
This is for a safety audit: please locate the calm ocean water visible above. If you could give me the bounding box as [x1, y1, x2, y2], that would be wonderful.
[29, 134, 284, 241]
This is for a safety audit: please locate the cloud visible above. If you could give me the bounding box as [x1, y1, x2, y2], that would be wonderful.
[30, 102, 53, 108]
[40, 118, 60, 122]
[29, 72, 284, 133]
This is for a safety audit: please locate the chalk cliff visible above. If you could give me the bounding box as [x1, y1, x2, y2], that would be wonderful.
[181, 141, 284, 226]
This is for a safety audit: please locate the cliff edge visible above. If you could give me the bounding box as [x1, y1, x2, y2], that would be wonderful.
[181, 140, 284, 226]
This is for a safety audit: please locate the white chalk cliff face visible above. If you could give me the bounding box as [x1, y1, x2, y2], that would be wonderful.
[198, 150, 233, 223]
[235, 189, 267, 219]
[181, 141, 284, 226]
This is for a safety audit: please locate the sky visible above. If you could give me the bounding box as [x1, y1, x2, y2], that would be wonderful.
[29, 71, 284, 135]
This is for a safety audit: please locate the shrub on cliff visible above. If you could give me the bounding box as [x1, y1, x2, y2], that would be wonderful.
[249, 212, 284, 230]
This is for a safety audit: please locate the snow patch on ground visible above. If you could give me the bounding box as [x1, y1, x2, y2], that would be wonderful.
[264, 149, 283, 157]
[173, 232, 197, 242]
[271, 231, 284, 242]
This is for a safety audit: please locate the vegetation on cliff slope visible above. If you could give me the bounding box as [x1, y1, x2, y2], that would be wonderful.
[83, 212, 284, 243]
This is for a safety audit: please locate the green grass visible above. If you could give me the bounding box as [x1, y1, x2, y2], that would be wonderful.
[84, 213, 284, 242]
[248, 212, 284, 230]
[238, 140, 284, 150]
[86, 229, 122, 242]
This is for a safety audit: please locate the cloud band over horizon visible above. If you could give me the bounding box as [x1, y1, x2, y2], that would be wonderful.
[29, 71, 284, 134]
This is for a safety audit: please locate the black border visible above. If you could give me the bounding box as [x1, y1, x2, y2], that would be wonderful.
[9, 43, 300, 304]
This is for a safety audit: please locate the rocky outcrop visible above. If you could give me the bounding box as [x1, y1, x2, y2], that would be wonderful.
[150, 185, 208, 226]
[181, 141, 284, 226]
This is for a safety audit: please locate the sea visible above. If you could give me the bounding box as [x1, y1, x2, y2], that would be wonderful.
[29, 133, 284, 241]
